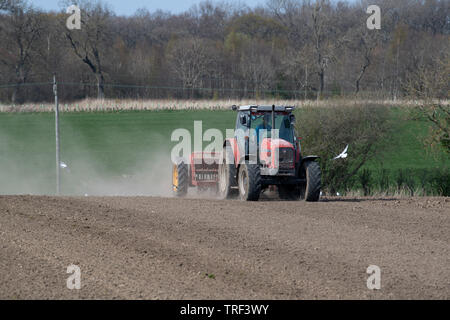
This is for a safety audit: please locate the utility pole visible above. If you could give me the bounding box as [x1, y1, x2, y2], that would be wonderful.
[53, 74, 60, 195]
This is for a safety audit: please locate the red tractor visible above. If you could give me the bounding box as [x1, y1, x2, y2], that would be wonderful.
[172, 105, 321, 201]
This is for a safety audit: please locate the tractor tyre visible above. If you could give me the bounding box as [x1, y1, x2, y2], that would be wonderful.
[238, 163, 261, 201]
[304, 161, 321, 202]
[218, 146, 237, 199]
[172, 159, 188, 197]
[278, 185, 302, 200]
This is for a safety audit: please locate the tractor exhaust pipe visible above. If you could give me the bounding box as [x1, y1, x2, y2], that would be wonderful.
[271, 104, 275, 137]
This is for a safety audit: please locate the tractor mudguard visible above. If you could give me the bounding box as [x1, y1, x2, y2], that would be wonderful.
[300, 156, 319, 166]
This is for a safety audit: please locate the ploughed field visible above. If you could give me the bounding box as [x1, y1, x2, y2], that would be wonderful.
[0, 195, 448, 299]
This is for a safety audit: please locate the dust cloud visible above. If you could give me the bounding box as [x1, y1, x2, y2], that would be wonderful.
[0, 115, 173, 197]
[60, 150, 173, 197]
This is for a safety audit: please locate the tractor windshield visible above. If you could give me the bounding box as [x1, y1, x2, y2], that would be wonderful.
[250, 112, 294, 144]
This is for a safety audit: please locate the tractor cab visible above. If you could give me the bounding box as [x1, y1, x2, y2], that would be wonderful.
[232, 105, 300, 176]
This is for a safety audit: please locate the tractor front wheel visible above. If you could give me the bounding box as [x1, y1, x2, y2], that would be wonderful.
[238, 163, 261, 201]
[304, 161, 321, 202]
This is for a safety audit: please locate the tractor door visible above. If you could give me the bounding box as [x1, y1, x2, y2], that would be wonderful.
[235, 111, 250, 162]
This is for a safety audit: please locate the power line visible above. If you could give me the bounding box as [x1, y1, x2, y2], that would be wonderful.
[56, 82, 312, 94]
[0, 81, 311, 94]
[0, 82, 52, 89]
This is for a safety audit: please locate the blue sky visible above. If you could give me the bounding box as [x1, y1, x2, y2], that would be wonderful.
[31, 0, 265, 15]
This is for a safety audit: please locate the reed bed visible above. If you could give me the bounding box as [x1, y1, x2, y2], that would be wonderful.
[1, 98, 447, 113]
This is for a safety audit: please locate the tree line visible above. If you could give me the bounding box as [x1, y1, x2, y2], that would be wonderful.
[0, 0, 448, 103]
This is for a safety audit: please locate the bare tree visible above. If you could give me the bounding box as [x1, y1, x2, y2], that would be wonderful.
[64, 0, 113, 99]
[407, 51, 450, 153]
[346, 25, 381, 95]
[168, 37, 212, 98]
[308, 0, 338, 99]
[0, 0, 13, 11]
[239, 40, 275, 98]
[0, 0, 43, 103]
[280, 46, 314, 98]
[267, 0, 306, 48]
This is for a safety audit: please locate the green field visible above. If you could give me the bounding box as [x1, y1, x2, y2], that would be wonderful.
[364, 108, 447, 170]
[356, 108, 449, 195]
[0, 108, 448, 195]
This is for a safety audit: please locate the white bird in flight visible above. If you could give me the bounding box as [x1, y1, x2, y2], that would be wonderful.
[333, 145, 348, 160]
[59, 162, 71, 172]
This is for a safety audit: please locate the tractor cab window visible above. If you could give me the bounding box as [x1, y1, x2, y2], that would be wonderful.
[236, 112, 250, 131]
[251, 113, 271, 128]
[275, 114, 294, 143]
[250, 112, 294, 144]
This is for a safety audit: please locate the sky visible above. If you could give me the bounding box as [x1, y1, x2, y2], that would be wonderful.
[30, 0, 266, 15]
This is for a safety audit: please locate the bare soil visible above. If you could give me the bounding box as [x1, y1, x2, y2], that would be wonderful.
[0, 195, 449, 299]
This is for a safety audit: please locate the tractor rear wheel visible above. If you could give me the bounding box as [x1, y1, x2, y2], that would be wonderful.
[304, 161, 321, 202]
[172, 159, 188, 197]
[218, 146, 237, 199]
[278, 185, 302, 200]
[238, 163, 261, 201]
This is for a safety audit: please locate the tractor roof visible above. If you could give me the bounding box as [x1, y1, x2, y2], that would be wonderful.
[233, 105, 295, 112]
